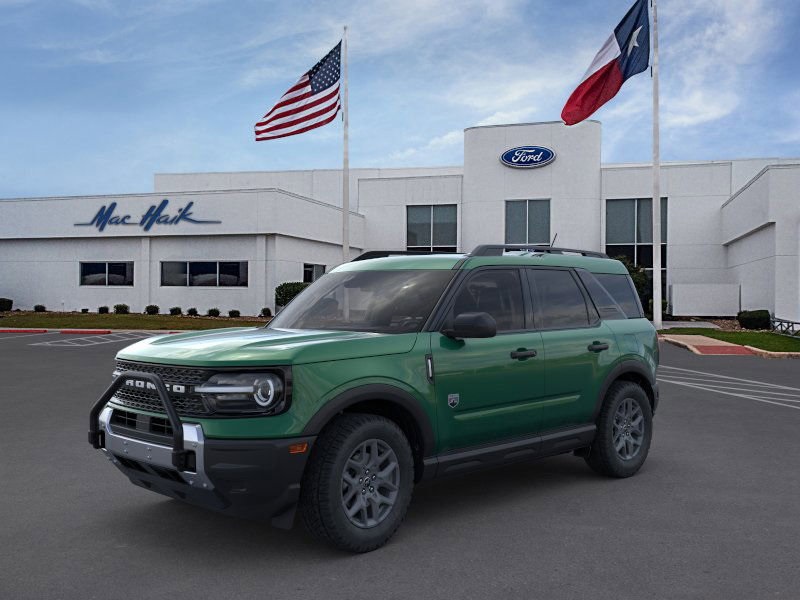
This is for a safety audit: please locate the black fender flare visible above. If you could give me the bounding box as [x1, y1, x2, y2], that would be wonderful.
[593, 360, 657, 419]
[301, 384, 436, 457]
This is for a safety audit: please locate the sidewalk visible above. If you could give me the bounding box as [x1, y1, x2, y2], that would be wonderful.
[660, 334, 756, 356]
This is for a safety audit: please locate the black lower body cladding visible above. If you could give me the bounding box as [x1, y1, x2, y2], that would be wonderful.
[112, 436, 316, 528]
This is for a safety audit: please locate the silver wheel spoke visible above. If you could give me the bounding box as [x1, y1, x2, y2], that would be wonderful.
[341, 438, 400, 529]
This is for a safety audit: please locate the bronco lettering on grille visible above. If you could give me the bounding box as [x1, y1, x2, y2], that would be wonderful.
[124, 379, 188, 394]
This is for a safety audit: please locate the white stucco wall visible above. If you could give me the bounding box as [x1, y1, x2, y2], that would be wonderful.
[359, 175, 463, 251]
[462, 121, 602, 253]
[1, 121, 799, 321]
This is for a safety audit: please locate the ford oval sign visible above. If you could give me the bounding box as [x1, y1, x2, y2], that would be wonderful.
[500, 146, 556, 169]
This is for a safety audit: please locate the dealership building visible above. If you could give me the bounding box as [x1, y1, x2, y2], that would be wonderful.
[1, 120, 799, 321]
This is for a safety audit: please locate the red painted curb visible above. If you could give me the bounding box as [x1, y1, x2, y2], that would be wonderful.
[0, 329, 49, 333]
[60, 329, 113, 335]
[693, 345, 755, 355]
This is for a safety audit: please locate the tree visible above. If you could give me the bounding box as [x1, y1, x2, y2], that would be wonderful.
[611, 255, 650, 311]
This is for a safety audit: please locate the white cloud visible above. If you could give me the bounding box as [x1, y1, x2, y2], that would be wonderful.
[389, 129, 462, 162]
[660, 0, 779, 128]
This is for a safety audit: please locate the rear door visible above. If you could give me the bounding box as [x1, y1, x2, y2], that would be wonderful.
[431, 268, 545, 452]
[526, 268, 619, 431]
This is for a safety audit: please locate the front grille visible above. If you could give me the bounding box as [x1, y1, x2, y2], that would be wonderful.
[110, 408, 174, 443]
[112, 360, 213, 416]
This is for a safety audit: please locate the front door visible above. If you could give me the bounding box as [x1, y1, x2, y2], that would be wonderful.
[431, 268, 545, 453]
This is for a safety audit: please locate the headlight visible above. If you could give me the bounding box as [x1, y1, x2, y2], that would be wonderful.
[196, 373, 285, 415]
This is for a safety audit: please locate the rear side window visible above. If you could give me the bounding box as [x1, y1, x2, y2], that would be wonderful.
[528, 269, 592, 329]
[576, 270, 627, 320]
[594, 273, 644, 318]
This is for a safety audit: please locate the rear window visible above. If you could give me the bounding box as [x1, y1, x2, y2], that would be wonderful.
[593, 273, 644, 319]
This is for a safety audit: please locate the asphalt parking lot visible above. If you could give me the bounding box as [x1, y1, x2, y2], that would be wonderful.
[1, 331, 799, 599]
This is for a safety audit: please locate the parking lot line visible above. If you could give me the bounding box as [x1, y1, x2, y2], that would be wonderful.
[659, 365, 800, 391]
[658, 378, 800, 411]
[0, 331, 59, 341]
[659, 365, 800, 411]
[31, 331, 155, 347]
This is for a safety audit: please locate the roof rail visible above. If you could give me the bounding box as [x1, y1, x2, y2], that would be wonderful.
[351, 250, 445, 262]
[469, 244, 609, 259]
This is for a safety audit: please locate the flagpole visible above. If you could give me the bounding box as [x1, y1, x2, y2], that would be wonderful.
[341, 25, 350, 264]
[651, 0, 662, 329]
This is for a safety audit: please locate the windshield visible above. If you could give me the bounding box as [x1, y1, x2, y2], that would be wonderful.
[269, 269, 456, 333]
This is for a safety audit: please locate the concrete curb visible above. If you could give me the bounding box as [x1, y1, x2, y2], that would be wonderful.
[743, 345, 800, 359]
[660, 335, 800, 359]
[0, 328, 187, 334]
[660, 336, 702, 355]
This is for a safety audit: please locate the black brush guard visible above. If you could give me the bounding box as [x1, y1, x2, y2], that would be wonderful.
[88, 371, 189, 470]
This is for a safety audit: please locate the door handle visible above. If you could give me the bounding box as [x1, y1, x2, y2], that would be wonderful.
[587, 341, 609, 352]
[510, 348, 538, 360]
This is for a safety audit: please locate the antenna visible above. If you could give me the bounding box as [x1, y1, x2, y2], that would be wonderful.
[550, 232, 558, 247]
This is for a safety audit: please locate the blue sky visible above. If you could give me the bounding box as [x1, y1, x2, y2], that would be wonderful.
[1, 0, 799, 198]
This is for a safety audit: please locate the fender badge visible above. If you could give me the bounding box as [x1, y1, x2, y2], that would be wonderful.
[447, 393, 460, 409]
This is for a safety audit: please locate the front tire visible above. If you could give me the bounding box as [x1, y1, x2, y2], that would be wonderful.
[585, 381, 653, 478]
[299, 413, 414, 553]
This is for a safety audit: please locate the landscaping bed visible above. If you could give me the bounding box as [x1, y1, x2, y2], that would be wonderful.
[0, 311, 268, 331]
[659, 327, 800, 353]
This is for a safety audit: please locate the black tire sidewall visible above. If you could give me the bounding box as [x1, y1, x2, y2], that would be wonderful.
[314, 416, 414, 551]
[592, 382, 653, 478]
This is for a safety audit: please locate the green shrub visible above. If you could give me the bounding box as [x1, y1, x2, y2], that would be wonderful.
[228, 309, 241, 318]
[113, 304, 129, 315]
[207, 308, 220, 317]
[275, 282, 310, 307]
[612, 256, 650, 310]
[0, 298, 12, 312]
[169, 306, 182, 316]
[737, 309, 771, 330]
[34, 304, 46, 312]
[98, 306, 109, 314]
[260, 307, 272, 318]
[187, 307, 198, 316]
[144, 304, 159, 315]
[81, 308, 89, 313]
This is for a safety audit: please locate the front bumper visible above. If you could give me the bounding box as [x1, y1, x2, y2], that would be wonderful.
[90, 371, 314, 528]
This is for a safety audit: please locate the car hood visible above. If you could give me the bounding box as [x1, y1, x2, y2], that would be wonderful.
[116, 327, 419, 367]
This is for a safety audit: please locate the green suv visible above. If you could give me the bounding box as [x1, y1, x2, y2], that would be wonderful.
[88, 245, 659, 552]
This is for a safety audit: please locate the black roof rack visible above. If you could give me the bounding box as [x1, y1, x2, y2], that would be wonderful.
[469, 244, 608, 259]
[351, 250, 449, 262]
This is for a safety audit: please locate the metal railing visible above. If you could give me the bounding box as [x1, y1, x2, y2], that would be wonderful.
[772, 317, 800, 338]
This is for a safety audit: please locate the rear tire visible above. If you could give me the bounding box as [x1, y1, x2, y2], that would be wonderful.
[299, 413, 414, 553]
[585, 381, 653, 478]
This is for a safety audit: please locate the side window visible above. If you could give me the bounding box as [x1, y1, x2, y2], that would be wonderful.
[448, 270, 525, 332]
[528, 269, 591, 329]
[594, 273, 644, 318]
[576, 270, 627, 320]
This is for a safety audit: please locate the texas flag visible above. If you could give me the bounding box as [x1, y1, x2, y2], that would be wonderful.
[561, 0, 650, 126]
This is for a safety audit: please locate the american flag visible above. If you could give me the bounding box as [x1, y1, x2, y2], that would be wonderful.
[254, 41, 342, 141]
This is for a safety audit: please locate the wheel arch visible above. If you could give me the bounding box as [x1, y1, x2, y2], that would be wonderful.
[594, 360, 657, 419]
[301, 384, 435, 483]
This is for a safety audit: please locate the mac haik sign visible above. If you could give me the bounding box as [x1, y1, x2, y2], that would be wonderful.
[75, 199, 221, 232]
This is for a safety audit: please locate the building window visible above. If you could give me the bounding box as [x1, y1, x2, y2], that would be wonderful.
[160, 261, 248, 287]
[80, 262, 134, 286]
[303, 263, 326, 283]
[605, 197, 667, 294]
[505, 199, 551, 245]
[406, 204, 457, 252]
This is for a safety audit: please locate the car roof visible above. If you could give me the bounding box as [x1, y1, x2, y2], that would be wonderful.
[332, 252, 629, 275]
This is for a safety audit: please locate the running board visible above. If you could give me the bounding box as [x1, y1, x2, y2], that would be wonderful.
[422, 424, 596, 479]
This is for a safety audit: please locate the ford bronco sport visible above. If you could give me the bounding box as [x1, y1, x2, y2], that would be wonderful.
[88, 244, 659, 552]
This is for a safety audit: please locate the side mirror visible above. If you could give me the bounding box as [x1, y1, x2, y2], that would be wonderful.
[442, 312, 497, 339]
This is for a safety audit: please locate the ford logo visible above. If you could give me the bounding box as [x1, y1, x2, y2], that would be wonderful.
[500, 146, 556, 169]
